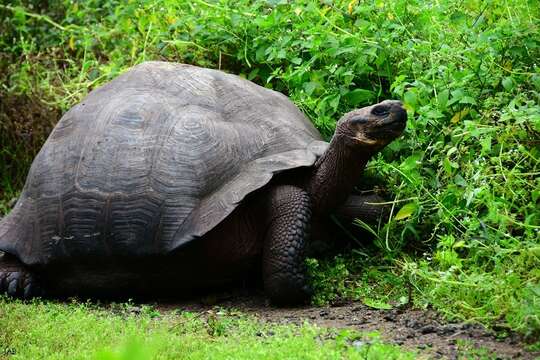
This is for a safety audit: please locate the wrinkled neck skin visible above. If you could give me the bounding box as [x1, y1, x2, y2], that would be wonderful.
[305, 134, 379, 218]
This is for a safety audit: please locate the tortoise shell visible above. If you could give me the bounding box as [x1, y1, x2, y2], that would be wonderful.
[0, 62, 327, 265]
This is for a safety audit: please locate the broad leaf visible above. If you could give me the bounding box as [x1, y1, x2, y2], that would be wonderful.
[394, 202, 418, 220]
[343, 88, 375, 106]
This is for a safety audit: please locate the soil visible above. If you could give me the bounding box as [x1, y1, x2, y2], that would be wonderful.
[157, 291, 540, 360]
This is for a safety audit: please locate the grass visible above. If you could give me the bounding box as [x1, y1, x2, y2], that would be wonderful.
[0, 297, 417, 360]
[0, 0, 539, 348]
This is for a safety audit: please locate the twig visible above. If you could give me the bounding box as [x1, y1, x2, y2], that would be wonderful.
[385, 189, 399, 252]
[0, 4, 74, 31]
[364, 197, 419, 206]
[191, 0, 255, 17]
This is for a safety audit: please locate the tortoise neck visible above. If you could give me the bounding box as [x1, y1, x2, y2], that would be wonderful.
[305, 134, 375, 218]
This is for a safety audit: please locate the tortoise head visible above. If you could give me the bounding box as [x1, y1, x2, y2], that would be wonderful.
[306, 100, 407, 217]
[335, 100, 407, 148]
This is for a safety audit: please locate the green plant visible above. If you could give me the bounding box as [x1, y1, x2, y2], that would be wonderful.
[0, 0, 538, 340]
[0, 296, 417, 359]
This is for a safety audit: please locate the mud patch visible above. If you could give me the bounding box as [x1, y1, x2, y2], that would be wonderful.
[157, 292, 539, 360]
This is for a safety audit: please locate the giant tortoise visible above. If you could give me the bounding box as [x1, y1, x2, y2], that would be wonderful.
[0, 62, 406, 304]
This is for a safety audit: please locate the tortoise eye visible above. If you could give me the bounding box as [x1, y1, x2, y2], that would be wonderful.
[371, 105, 389, 116]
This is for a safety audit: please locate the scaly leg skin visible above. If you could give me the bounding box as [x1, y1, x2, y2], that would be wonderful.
[262, 185, 312, 306]
[0, 252, 43, 299]
[334, 193, 390, 225]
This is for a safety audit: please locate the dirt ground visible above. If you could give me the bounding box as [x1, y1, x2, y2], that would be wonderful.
[158, 291, 540, 360]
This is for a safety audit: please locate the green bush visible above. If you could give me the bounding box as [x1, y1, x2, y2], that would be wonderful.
[0, 0, 538, 338]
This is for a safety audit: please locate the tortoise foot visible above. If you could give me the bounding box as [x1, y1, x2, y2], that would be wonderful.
[263, 185, 312, 306]
[0, 253, 43, 299]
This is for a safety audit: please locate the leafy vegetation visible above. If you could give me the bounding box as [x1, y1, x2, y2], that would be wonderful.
[0, 0, 539, 344]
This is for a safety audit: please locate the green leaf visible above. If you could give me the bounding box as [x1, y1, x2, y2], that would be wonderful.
[502, 77, 514, 91]
[327, 94, 341, 112]
[255, 46, 266, 61]
[363, 298, 392, 310]
[443, 157, 453, 174]
[531, 113, 540, 132]
[400, 153, 423, 172]
[531, 74, 540, 91]
[528, 247, 540, 256]
[403, 91, 417, 111]
[533, 189, 540, 203]
[454, 174, 467, 187]
[480, 135, 492, 154]
[394, 202, 417, 220]
[290, 57, 302, 65]
[451, 108, 469, 123]
[437, 89, 449, 110]
[459, 96, 477, 105]
[343, 88, 375, 106]
[449, 88, 464, 105]
[247, 68, 259, 81]
[453, 240, 466, 249]
[447, 147, 458, 156]
[303, 81, 319, 95]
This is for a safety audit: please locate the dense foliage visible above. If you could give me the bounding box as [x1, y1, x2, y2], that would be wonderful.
[1, 0, 539, 340]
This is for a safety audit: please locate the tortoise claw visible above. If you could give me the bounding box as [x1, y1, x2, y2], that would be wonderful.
[7, 274, 19, 296]
[0, 256, 42, 299]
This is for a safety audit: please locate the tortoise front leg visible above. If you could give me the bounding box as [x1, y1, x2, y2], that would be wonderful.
[334, 193, 390, 225]
[262, 185, 312, 305]
[0, 252, 43, 299]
